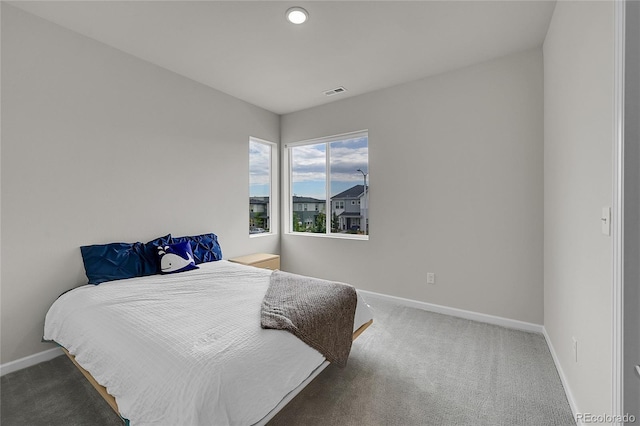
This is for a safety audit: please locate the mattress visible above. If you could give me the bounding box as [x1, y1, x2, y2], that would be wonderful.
[43, 260, 372, 426]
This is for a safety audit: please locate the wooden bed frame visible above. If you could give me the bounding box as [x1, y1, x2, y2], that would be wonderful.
[63, 318, 373, 420]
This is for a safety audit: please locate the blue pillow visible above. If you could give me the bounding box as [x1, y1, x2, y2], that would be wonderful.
[171, 233, 222, 264]
[157, 241, 199, 274]
[81, 242, 148, 285]
[81, 234, 172, 284]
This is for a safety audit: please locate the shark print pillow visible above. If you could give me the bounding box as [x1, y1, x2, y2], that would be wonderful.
[157, 241, 199, 274]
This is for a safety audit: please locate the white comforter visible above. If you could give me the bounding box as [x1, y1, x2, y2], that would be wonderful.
[43, 260, 372, 426]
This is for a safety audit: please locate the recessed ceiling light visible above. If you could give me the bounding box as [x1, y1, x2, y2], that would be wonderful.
[286, 7, 309, 25]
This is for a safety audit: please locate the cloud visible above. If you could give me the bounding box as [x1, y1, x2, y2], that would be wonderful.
[291, 144, 326, 182]
[250, 140, 271, 185]
[291, 137, 368, 184]
[330, 146, 368, 182]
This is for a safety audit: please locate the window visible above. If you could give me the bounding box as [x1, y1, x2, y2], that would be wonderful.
[249, 138, 278, 236]
[285, 130, 368, 238]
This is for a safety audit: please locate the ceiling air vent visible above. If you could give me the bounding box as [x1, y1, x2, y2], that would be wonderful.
[323, 86, 347, 97]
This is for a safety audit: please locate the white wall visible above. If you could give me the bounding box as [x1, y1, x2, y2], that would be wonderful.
[543, 0, 614, 416]
[624, 0, 640, 418]
[0, 5, 279, 364]
[281, 48, 544, 325]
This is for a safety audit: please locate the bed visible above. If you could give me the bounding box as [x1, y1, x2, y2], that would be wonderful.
[43, 259, 373, 426]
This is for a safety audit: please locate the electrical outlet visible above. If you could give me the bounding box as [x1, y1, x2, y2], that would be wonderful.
[427, 273, 435, 284]
[572, 337, 578, 362]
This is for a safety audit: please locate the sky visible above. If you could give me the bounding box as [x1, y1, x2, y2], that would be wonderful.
[249, 140, 271, 197]
[250, 135, 368, 200]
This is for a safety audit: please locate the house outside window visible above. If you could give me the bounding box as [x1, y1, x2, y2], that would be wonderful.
[285, 130, 368, 238]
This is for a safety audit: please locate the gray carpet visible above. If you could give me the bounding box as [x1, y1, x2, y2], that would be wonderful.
[269, 298, 575, 426]
[1, 355, 123, 426]
[1, 298, 575, 425]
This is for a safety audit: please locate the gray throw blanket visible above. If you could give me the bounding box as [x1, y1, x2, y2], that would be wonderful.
[261, 270, 357, 368]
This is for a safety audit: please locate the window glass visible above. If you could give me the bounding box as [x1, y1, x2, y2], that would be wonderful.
[330, 134, 368, 235]
[250, 138, 276, 235]
[291, 143, 326, 233]
[288, 131, 368, 237]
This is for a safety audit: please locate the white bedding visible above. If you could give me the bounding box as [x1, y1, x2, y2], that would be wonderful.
[43, 260, 372, 426]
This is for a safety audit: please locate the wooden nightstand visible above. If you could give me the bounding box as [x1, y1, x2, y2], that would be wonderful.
[228, 253, 280, 270]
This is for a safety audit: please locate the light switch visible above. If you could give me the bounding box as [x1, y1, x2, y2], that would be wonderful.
[601, 206, 611, 236]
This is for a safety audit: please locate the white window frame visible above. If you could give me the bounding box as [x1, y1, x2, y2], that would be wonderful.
[249, 137, 278, 237]
[283, 130, 368, 240]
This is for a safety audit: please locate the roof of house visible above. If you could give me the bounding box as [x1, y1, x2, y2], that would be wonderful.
[292, 196, 325, 203]
[250, 197, 268, 205]
[331, 185, 366, 200]
[338, 212, 362, 217]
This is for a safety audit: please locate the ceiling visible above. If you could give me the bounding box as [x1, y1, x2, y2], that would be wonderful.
[9, 1, 556, 115]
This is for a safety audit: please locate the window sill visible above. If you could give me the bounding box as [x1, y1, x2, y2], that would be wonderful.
[249, 232, 277, 239]
[285, 232, 369, 241]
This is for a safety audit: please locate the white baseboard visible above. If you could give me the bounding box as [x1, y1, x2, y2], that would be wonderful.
[358, 289, 544, 334]
[542, 328, 581, 426]
[0, 347, 63, 377]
